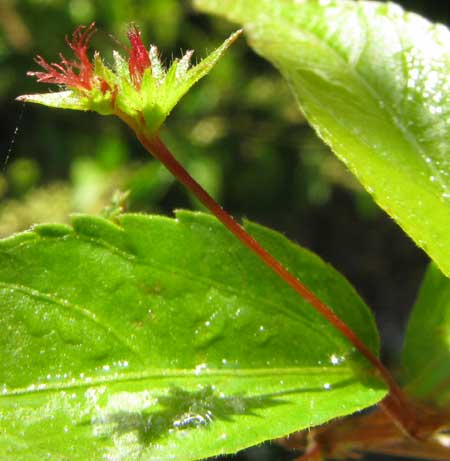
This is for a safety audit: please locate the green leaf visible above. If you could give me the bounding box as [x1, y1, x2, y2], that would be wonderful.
[402, 263, 450, 404]
[1, 212, 385, 460]
[194, 0, 450, 278]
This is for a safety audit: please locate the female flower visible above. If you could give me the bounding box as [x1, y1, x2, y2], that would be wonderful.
[29, 22, 96, 91]
[19, 23, 241, 137]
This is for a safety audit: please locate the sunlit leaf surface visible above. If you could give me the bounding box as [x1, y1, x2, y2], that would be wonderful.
[0, 212, 385, 460]
[195, 0, 450, 277]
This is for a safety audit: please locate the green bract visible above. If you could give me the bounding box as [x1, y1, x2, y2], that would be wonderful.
[17, 25, 241, 136]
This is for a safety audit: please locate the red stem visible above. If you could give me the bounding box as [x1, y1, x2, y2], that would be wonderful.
[135, 131, 417, 435]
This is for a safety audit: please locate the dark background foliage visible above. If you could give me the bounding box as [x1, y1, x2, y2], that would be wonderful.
[0, 1, 448, 459]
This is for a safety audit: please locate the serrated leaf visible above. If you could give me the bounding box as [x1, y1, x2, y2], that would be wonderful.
[0, 212, 385, 460]
[402, 263, 450, 404]
[194, 0, 450, 278]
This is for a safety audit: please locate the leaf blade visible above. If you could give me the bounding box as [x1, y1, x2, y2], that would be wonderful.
[0, 212, 386, 460]
[194, 0, 450, 277]
[402, 263, 450, 404]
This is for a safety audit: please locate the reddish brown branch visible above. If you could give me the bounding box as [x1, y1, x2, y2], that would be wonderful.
[281, 400, 450, 460]
[134, 130, 418, 436]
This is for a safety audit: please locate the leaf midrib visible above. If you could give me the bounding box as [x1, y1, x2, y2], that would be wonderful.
[2, 366, 353, 398]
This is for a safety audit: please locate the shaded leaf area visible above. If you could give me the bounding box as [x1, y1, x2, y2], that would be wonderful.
[0, 212, 385, 460]
[194, 0, 450, 278]
[402, 264, 450, 405]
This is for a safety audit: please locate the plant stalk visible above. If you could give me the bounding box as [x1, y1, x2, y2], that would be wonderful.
[135, 131, 418, 436]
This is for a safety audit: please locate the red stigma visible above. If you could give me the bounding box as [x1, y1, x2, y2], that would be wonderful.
[127, 25, 151, 88]
[28, 22, 96, 91]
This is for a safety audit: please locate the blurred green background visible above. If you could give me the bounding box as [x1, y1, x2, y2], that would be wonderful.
[0, 1, 448, 459]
